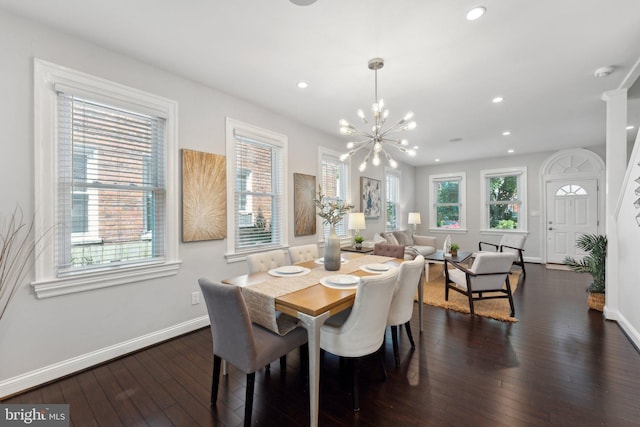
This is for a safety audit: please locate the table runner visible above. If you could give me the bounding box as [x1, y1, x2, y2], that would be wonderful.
[241, 254, 394, 335]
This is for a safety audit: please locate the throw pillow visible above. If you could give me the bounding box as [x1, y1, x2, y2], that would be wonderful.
[380, 231, 399, 245]
[393, 230, 414, 246]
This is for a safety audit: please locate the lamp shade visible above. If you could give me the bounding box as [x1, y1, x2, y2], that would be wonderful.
[408, 212, 421, 225]
[348, 212, 366, 230]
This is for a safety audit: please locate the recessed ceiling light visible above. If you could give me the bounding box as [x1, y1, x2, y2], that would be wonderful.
[296, 81, 309, 89]
[507, 149, 515, 153]
[626, 125, 635, 130]
[492, 96, 504, 103]
[502, 131, 511, 136]
[466, 6, 486, 21]
[435, 158, 441, 162]
[290, 0, 317, 5]
[594, 66, 614, 78]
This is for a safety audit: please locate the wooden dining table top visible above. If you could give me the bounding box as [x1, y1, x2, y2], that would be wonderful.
[221, 252, 403, 318]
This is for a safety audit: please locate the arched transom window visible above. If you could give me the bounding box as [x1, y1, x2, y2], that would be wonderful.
[556, 184, 588, 196]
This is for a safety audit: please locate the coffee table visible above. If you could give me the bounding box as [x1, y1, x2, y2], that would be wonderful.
[424, 249, 473, 282]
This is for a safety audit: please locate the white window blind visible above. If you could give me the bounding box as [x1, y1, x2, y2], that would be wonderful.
[234, 133, 283, 250]
[56, 92, 166, 275]
[320, 153, 349, 238]
[386, 171, 400, 230]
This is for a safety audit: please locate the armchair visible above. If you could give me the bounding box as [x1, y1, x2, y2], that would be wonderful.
[477, 234, 526, 275]
[444, 252, 516, 317]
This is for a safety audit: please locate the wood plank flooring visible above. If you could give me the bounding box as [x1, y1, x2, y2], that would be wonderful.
[4, 263, 640, 426]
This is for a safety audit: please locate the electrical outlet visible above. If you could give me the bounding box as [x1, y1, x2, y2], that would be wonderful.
[191, 291, 200, 305]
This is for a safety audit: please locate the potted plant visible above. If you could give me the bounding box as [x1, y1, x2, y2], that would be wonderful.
[353, 234, 364, 250]
[563, 233, 607, 311]
[450, 242, 459, 257]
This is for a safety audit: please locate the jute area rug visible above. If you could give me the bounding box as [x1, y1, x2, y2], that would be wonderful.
[420, 263, 521, 322]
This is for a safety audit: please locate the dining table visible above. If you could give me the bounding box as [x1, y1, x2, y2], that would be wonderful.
[221, 251, 410, 427]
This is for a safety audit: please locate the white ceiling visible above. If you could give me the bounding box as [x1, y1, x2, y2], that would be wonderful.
[2, 0, 640, 166]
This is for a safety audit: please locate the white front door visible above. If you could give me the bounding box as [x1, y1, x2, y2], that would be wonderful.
[546, 179, 599, 263]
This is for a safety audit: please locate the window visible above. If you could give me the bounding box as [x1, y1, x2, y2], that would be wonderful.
[429, 173, 466, 230]
[556, 184, 587, 196]
[480, 167, 527, 231]
[33, 59, 179, 298]
[226, 118, 287, 258]
[385, 169, 400, 231]
[319, 147, 350, 239]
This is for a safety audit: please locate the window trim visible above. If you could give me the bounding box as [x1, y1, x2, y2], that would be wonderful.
[225, 118, 288, 262]
[480, 167, 528, 232]
[317, 146, 351, 244]
[32, 59, 180, 299]
[385, 167, 401, 231]
[428, 172, 467, 232]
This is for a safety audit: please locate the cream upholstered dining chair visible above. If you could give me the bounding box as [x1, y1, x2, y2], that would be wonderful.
[246, 249, 287, 274]
[386, 255, 424, 367]
[198, 278, 308, 427]
[320, 270, 399, 411]
[444, 252, 516, 317]
[288, 244, 319, 263]
[373, 243, 406, 259]
[477, 234, 527, 275]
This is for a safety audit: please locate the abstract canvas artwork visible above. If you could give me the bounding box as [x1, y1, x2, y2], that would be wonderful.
[361, 176, 382, 218]
[294, 173, 316, 236]
[182, 149, 227, 242]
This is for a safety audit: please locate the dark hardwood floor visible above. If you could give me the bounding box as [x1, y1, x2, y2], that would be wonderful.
[4, 263, 640, 426]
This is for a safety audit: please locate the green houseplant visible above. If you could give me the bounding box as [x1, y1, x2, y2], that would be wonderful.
[563, 233, 607, 311]
[353, 234, 364, 249]
[449, 242, 460, 256]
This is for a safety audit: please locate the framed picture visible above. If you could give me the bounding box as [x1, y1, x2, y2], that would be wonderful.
[294, 173, 317, 236]
[360, 176, 382, 218]
[181, 149, 227, 242]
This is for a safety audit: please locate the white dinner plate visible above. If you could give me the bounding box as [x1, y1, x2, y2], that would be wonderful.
[320, 274, 360, 290]
[366, 263, 390, 271]
[275, 265, 305, 274]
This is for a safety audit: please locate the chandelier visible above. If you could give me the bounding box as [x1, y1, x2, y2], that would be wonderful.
[339, 58, 417, 171]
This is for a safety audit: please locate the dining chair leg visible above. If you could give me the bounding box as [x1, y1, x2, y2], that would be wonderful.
[506, 277, 515, 317]
[377, 346, 388, 382]
[212, 355, 221, 406]
[244, 372, 255, 427]
[280, 355, 287, 374]
[391, 325, 400, 367]
[404, 321, 415, 349]
[352, 358, 360, 412]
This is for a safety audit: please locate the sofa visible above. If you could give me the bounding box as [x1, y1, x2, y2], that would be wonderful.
[367, 230, 437, 260]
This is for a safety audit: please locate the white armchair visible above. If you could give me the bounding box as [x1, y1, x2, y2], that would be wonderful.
[444, 252, 516, 317]
[477, 234, 526, 275]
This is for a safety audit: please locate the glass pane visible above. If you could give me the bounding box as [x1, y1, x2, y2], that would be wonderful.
[237, 195, 274, 247]
[386, 201, 397, 230]
[436, 206, 460, 228]
[489, 175, 518, 202]
[489, 203, 519, 229]
[436, 180, 459, 203]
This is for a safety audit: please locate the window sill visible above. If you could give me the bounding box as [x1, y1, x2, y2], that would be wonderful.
[32, 261, 182, 299]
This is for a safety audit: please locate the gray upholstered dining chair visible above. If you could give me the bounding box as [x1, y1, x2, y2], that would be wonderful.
[288, 244, 319, 263]
[373, 243, 406, 259]
[386, 255, 424, 367]
[320, 270, 399, 411]
[444, 252, 516, 317]
[198, 278, 308, 427]
[246, 249, 287, 274]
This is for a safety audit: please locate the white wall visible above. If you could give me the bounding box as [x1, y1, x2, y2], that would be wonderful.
[414, 147, 606, 261]
[612, 137, 640, 348]
[0, 10, 417, 396]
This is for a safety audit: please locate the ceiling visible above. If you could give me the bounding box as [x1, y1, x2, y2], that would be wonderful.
[2, 0, 640, 166]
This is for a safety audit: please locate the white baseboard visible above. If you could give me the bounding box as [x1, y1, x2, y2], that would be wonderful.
[0, 315, 210, 399]
[604, 308, 640, 351]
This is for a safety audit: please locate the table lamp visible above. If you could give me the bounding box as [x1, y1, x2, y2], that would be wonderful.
[348, 212, 366, 248]
[408, 212, 421, 233]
